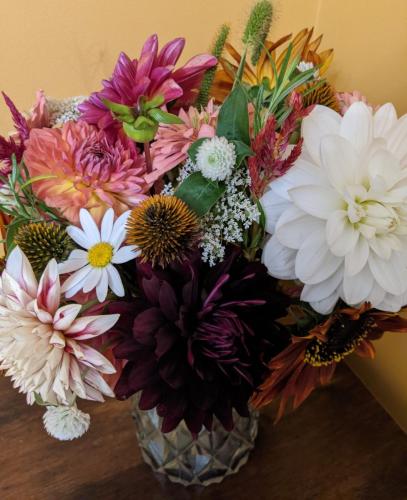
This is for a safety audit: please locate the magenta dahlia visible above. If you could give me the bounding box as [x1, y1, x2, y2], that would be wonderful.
[110, 249, 290, 433]
[79, 34, 217, 136]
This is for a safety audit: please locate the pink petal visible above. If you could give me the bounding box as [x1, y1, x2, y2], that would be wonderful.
[65, 313, 120, 340]
[53, 304, 82, 331]
[37, 259, 60, 315]
[78, 344, 116, 374]
[6, 246, 38, 298]
[157, 37, 185, 66]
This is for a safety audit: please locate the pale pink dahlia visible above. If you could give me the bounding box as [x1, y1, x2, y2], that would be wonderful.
[79, 34, 217, 136]
[149, 100, 218, 183]
[336, 90, 376, 115]
[0, 247, 120, 405]
[24, 120, 149, 224]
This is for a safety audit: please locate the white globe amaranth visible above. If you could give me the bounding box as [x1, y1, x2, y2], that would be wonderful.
[261, 101, 407, 314]
[43, 404, 90, 441]
[196, 136, 236, 181]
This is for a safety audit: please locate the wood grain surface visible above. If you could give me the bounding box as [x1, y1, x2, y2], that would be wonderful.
[1, 365, 406, 500]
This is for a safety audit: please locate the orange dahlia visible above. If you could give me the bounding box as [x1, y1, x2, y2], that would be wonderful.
[24, 121, 149, 224]
[212, 27, 333, 102]
[251, 304, 407, 421]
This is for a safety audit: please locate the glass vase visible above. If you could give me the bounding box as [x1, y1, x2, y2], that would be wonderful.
[131, 396, 259, 487]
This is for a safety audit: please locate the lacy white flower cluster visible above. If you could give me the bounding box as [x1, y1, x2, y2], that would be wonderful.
[47, 95, 87, 126]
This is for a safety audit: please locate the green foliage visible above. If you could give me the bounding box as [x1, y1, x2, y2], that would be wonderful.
[174, 171, 226, 217]
[103, 95, 182, 144]
[216, 84, 250, 145]
[188, 137, 207, 162]
[0, 157, 65, 252]
[242, 0, 273, 66]
[196, 24, 230, 108]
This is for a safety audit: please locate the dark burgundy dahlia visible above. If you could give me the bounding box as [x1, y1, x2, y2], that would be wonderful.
[112, 249, 290, 433]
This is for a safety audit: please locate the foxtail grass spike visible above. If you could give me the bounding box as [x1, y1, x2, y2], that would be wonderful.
[197, 24, 230, 108]
[242, 0, 273, 67]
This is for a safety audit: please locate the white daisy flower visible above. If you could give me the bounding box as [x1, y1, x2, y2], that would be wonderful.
[43, 404, 90, 441]
[59, 208, 139, 302]
[196, 136, 236, 181]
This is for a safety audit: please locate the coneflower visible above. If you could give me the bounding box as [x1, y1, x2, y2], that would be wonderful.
[302, 81, 340, 111]
[14, 221, 74, 275]
[126, 195, 200, 267]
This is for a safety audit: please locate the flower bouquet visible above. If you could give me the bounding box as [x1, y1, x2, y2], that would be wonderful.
[1, 0, 407, 487]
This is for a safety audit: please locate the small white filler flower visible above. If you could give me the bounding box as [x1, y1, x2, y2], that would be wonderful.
[59, 208, 139, 302]
[43, 404, 90, 441]
[196, 136, 236, 181]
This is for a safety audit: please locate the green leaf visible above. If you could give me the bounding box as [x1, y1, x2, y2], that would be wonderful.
[123, 117, 158, 143]
[141, 94, 165, 111]
[257, 199, 266, 229]
[175, 171, 226, 217]
[231, 140, 253, 166]
[6, 218, 24, 252]
[187, 137, 207, 162]
[102, 99, 135, 124]
[216, 84, 250, 145]
[147, 108, 184, 125]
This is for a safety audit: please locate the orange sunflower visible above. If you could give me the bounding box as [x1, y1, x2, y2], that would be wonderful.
[212, 27, 333, 102]
[251, 303, 407, 421]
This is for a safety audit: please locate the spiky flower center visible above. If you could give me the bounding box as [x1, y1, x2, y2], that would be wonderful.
[304, 314, 375, 366]
[302, 81, 339, 112]
[88, 242, 113, 267]
[14, 222, 73, 275]
[126, 195, 200, 267]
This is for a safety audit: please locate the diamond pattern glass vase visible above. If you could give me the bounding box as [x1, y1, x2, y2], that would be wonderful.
[131, 396, 259, 487]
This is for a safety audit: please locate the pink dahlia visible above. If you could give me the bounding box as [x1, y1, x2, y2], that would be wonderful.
[79, 34, 217, 136]
[0, 247, 119, 405]
[24, 120, 149, 224]
[149, 100, 218, 183]
[336, 90, 376, 115]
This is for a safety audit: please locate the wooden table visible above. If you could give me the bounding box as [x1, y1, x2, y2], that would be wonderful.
[1, 365, 406, 500]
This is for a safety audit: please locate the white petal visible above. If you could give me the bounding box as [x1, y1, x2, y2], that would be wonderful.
[310, 290, 340, 314]
[260, 190, 291, 233]
[58, 250, 88, 274]
[96, 270, 109, 302]
[66, 313, 120, 339]
[342, 265, 374, 305]
[111, 245, 139, 264]
[79, 209, 101, 245]
[53, 304, 82, 331]
[66, 226, 92, 250]
[385, 115, 407, 162]
[368, 148, 401, 190]
[302, 105, 341, 164]
[367, 282, 386, 308]
[110, 210, 131, 248]
[345, 237, 369, 276]
[340, 102, 373, 154]
[289, 185, 342, 219]
[328, 219, 359, 257]
[295, 230, 342, 285]
[82, 268, 102, 293]
[6, 246, 38, 298]
[261, 236, 296, 280]
[301, 267, 343, 302]
[368, 251, 407, 295]
[375, 292, 404, 313]
[101, 208, 114, 242]
[276, 206, 324, 250]
[106, 264, 125, 297]
[37, 259, 60, 315]
[320, 135, 361, 189]
[61, 266, 92, 293]
[373, 103, 398, 137]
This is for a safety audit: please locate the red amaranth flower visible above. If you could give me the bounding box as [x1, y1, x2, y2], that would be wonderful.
[109, 249, 290, 433]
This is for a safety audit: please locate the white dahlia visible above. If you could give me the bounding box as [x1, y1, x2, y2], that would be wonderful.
[0, 247, 119, 405]
[196, 136, 236, 181]
[43, 404, 90, 441]
[261, 102, 407, 314]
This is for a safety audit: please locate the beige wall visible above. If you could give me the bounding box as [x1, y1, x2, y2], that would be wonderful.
[1, 0, 407, 428]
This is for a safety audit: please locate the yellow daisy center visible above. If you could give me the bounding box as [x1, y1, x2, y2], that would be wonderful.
[88, 242, 113, 268]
